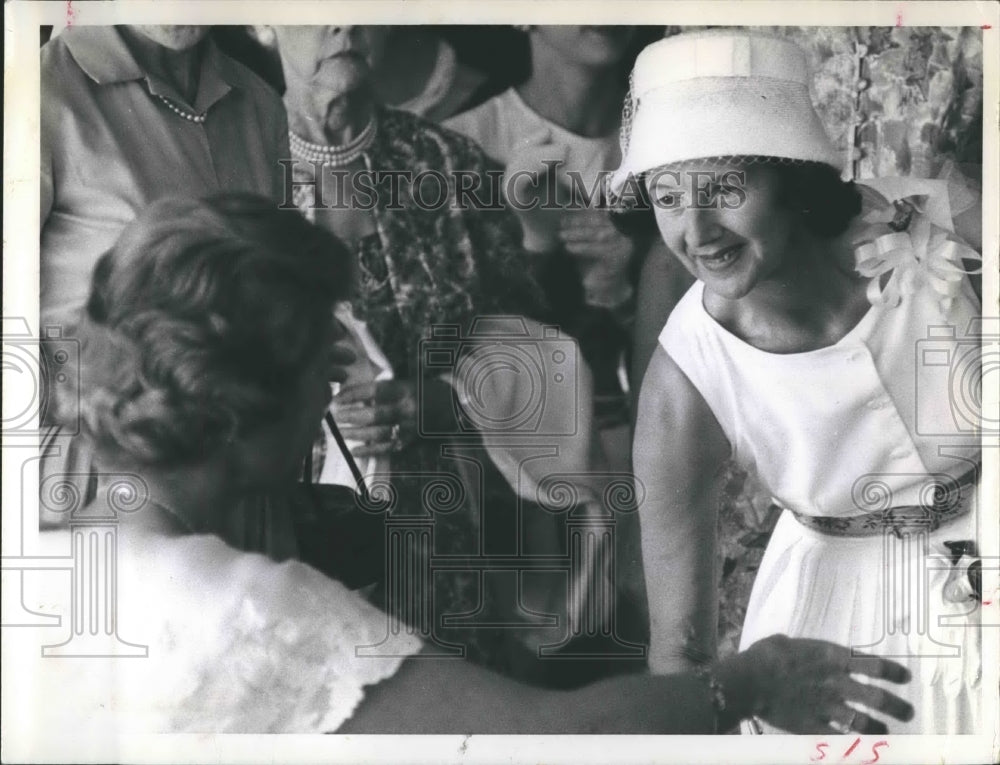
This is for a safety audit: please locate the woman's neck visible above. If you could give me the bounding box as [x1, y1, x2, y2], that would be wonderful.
[95, 452, 240, 538]
[516, 52, 625, 138]
[285, 88, 376, 146]
[769, 227, 862, 306]
[120, 26, 204, 104]
[721, 236, 869, 350]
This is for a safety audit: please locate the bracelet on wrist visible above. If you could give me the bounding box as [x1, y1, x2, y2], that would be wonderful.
[694, 663, 728, 734]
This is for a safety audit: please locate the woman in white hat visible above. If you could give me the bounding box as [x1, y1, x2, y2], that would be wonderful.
[612, 30, 984, 734]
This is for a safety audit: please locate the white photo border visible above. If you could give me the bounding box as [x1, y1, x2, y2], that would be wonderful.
[3, 2, 998, 763]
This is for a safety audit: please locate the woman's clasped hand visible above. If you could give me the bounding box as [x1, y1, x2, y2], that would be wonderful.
[331, 380, 418, 456]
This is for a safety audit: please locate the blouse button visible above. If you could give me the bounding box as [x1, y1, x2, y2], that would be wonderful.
[867, 398, 889, 411]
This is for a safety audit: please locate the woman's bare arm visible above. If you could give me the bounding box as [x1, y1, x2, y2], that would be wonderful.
[340, 636, 914, 734]
[633, 346, 731, 673]
[630, 241, 694, 411]
[340, 644, 749, 734]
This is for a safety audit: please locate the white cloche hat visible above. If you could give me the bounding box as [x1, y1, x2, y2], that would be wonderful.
[608, 30, 844, 200]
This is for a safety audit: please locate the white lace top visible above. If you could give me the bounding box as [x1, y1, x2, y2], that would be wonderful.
[11, 528, 420, 734]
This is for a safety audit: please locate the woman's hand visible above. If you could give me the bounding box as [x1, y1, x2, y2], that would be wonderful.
[558, 209, 635, 308]
[734, 634, 914, 734]
[344, 634, 914, 735]
[503, 128, 569, 253]
[328, 338, 358, 388]
[331, 380, 418, 456]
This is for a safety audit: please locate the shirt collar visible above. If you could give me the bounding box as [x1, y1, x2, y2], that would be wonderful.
[62, 26, 234, 112]
[61, 26, 144, 84]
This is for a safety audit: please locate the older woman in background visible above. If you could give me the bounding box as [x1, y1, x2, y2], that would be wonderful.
[41, 24, 289, 329]
[13, 193, 916, 737]
[270, 24, 645, 683]
[40, 24, 294, 556]
[218, 24, 500, 121]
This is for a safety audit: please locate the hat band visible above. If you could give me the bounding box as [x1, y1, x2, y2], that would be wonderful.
[633, 35, 808, 95]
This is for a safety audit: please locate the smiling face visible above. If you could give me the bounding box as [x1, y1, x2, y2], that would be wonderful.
[646, 162, 800, 301]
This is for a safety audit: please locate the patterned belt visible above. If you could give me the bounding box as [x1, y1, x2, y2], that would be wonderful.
[788, 467, 979, 538]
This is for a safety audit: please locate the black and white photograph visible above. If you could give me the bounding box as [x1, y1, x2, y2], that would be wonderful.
[2, 2, 998, 763]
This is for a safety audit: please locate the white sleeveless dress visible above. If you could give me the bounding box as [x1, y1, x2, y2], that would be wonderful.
[6, 528, 421, 739]
[658, 220, 983, 733]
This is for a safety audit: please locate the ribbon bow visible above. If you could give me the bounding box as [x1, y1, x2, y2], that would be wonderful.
[854, 195, 981, 313]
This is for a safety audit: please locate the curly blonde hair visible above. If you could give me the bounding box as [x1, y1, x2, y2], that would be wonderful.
[63, 193, 354, 466]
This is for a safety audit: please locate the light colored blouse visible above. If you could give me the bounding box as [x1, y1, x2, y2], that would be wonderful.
[445, 89, 629, 308]
[445, 87, 620, 197]
[40, 26, 290, 329]
[10, 528, 420, 734]
[661, 278, 980, 517]
[658, 183, 982, 516]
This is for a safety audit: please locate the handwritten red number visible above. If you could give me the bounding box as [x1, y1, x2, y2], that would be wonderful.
[810, 742, 829, 761]
[862, 740, 889, 765]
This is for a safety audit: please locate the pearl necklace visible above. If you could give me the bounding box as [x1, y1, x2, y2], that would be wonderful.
[289, 118, 377, 167]
[154, 93, 207, 123]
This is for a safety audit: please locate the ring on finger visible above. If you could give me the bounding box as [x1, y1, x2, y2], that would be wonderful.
[830, 710, 860, 735]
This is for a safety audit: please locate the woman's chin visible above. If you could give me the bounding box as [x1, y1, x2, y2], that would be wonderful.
[314, 61, 371, 100]
[699, 268, 756, 302]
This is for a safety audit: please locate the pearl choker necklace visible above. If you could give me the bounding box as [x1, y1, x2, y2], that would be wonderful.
[154, 94, 207, 123]
[289, 118, 377, 166]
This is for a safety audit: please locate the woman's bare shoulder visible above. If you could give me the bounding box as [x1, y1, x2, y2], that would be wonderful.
[634, 346, 731, 486]
[639, 345, 706, 412]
